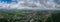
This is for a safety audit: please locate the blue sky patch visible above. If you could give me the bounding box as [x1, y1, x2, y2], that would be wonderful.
[54, 0, 60, 4]
[0, 0, 18, 4]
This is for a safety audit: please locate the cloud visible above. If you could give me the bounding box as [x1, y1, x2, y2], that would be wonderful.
[0, 0, 60, 10]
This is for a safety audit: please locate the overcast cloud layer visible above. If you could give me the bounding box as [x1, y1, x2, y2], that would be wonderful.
[0, 0, 60, 10]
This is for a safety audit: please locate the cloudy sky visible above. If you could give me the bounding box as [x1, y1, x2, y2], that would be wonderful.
[0, 0, 60, 10]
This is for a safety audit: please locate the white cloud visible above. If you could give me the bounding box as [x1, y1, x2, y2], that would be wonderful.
[0, 0, 60, 10]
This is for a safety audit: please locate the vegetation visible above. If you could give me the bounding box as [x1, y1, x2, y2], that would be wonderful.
[0, 10, 60, 22]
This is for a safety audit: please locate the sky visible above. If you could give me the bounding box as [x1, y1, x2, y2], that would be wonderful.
[0, 0, 12, 3]
[0, 0, 60, 10]
[54, 0, 60, 4]
[0, 0, 18, 4]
